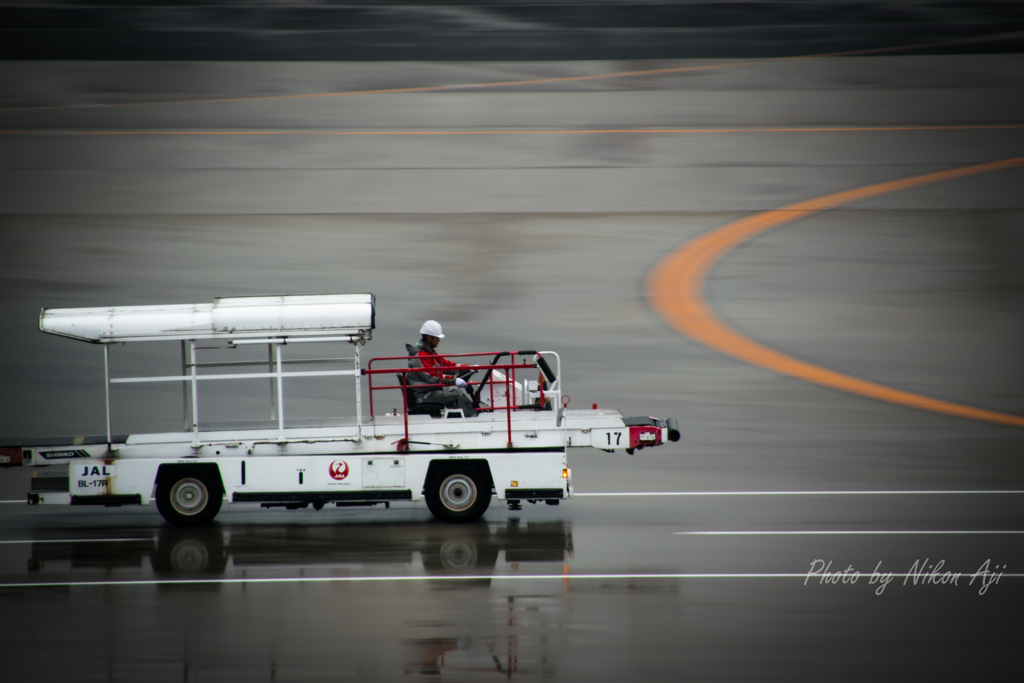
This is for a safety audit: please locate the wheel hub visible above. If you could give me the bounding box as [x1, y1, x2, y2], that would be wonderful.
[170, 478, 208, 515]
[439, 474, 477, 511]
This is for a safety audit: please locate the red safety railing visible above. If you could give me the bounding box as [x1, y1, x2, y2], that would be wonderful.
[364, 351, 549, 450]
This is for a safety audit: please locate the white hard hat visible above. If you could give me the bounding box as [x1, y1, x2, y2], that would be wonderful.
[420, 320, 444, 338]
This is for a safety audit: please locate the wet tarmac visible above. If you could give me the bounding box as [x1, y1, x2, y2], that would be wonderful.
[2, 36, 1024, 683]
[1, 493, 1022, 681]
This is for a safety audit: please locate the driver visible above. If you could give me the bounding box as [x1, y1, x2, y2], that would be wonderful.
[406, 320, 478, 417]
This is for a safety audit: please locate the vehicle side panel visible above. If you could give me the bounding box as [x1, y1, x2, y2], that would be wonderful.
[65, 450, 568, 506]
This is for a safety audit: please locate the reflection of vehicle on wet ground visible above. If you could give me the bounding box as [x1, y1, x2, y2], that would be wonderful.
[405, 587, 564, 678]
[407, 636, 545, 678]
[26, 522, 571, 678]
[27, 520, 573, 576]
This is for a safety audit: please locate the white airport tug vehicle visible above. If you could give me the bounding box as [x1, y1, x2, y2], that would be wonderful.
[0, 294, 679, 526]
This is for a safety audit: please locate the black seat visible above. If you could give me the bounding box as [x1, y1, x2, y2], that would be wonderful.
[397, 373, 445, 418]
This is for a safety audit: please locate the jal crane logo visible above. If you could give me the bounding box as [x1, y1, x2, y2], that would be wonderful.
[328, 460, 350, 481]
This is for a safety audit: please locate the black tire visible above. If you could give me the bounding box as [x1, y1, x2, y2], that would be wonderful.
[156, 468, 223, 527]
[425, 465, 491, 523]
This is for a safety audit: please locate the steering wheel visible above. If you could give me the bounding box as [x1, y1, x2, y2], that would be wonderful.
[471, 352, 506, 406]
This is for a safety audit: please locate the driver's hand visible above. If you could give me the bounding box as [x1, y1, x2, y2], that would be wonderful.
[454, 378, 468, 389]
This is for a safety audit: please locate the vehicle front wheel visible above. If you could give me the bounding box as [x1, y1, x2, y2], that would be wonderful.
[425, 466, 491, 523]
[156, 469, 223, 527]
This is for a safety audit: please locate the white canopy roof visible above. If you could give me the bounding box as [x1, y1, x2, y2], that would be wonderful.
[40, 294, 375, 343]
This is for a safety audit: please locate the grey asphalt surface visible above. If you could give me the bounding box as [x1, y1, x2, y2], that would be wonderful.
[1, 52, 1023, 681]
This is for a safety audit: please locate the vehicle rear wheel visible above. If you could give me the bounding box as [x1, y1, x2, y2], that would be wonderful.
[425, 466, 491, 523]
[156, 469, 223, 527]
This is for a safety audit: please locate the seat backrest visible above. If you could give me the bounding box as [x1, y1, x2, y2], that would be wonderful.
[397, 372, 444, 417]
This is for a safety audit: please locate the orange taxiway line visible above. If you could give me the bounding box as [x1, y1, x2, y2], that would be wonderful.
[646, 156, 1024, 428]
[0, 61, 757, 113]
[1, 29, 1021, 113]
[1, 124, 1022, 137]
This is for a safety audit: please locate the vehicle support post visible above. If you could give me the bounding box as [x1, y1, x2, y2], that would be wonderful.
[506, 373, 512, 447]
[181, 340, 190, 431]
[190, 341, 199, 446]
[402, 375, 410, 448]
[354, 344, 362, 440]
[103, 343, 111, 444]
[268, 344, 277, 422]
[276, 343, 285, 439]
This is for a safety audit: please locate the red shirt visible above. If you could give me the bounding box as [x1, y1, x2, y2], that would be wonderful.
[416, 347, 463, 382]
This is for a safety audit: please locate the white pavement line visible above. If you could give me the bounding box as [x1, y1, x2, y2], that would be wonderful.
[675, 530, 1024, 536]
[575, 490, 1024, 496]
[1, 573, 1022, 590]
[0, 500, 26, 504]
[0, 538, 151, 545]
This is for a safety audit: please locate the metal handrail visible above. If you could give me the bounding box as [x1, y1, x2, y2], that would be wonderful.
[104, 340, 363, 447]
[364, 351, 548, 449]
